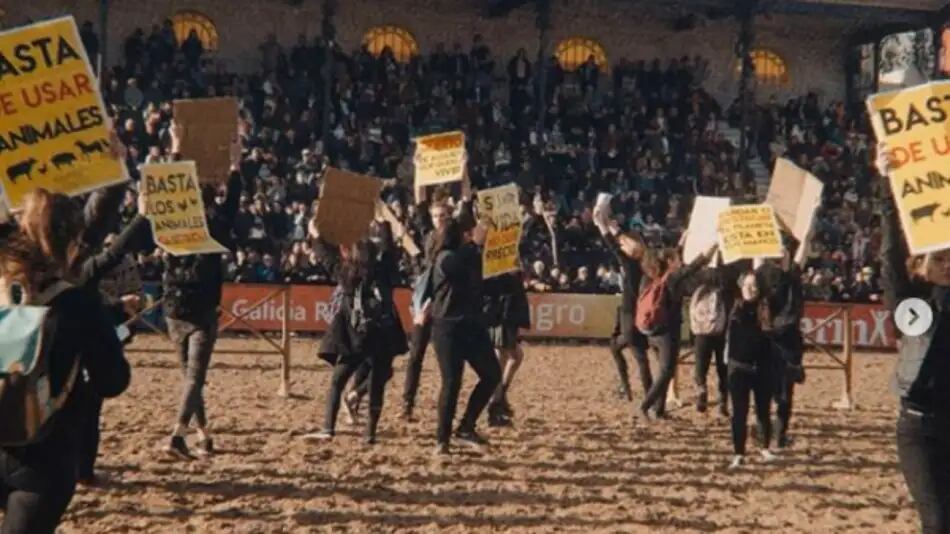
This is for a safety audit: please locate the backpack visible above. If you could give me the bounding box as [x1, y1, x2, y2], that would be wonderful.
[0, 280, 77, 447]
[635, 273, 671, 335]
[690, 285, 726, 336]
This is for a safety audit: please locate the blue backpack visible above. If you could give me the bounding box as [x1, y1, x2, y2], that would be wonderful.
[0, 280, 78, 446]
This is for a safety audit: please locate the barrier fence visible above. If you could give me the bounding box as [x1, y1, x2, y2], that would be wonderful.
[128, 283, 897, 403]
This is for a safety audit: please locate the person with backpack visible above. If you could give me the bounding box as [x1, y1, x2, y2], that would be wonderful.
[483, 270, 531, 427]
[689, 266, 733, 416]
[401, 195, 451, 421]
[156, 122, 249, 459]
[430, 216, 502, 454]
[877, 145, 950, 532]
[305, 226, 408, 445]
[726, 270, 778, 470]
[637, 244, 717, 420]
[0, 197, 130, 534]
[593, 207, 649, 402]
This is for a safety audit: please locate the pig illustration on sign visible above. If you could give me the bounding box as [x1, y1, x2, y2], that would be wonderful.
[910, 202, 940, 223]
[51, 152, 77, 170]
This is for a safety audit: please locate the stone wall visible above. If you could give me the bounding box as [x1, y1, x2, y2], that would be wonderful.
[6, 0, 862, 105]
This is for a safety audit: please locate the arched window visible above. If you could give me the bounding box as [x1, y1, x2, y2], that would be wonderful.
[172, 11, 219, 52]
[738, 48, 789, 85]
[555, 37, 608, 72]
[363, 26, 419, 63]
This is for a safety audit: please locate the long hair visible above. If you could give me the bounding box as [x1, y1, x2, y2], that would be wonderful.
[733, 270, 772, 331]
[19, 188, 86, 276]
[0, 230, 54, 300]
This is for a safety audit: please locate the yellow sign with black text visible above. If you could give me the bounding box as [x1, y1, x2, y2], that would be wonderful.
[414, 131, 465, 187]
[140, 162, 227, 256]
[717, 205, 784, 264]
[0, 17, 126, 210]
[479, 183, 522, 278]
[867, 81, 950, 254]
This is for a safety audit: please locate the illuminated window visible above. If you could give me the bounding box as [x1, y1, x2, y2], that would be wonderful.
[555, 37, 608, 72]
[737, 49, 789, 85]
[363, 26, 419, 63]
[172, 11, 218, 52]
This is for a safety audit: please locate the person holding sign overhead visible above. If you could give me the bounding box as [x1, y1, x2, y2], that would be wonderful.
[876, 143, 950, 532]
[144, 121, 249, 460]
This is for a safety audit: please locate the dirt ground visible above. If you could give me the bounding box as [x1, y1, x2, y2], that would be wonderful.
[52, 335, 919, 533]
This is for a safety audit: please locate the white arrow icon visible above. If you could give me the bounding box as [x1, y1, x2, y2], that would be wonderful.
[895, 298, 934, 337]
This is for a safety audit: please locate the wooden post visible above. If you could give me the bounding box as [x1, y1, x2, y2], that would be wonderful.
[278, 286, 291, 398]
[833, 306, 854, 410]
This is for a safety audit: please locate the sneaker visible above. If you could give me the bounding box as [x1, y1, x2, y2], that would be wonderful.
[164, 436, 192, 460]
[195, 437, 214, 457]
[454, 427, 489, 450]
[696, 390, 709, 413]
[487, 404, 512, 428]
[342, 393, 360, 426]
[718, 400, 730, 418]
[777, 434, 792, 449]
[301, 430, 334, 442]
[364, 434, 377, 446]
[760, 449, 778, 463]
[617, 385, 633, 401]
[499, 399, 515, 418]
[728, 455, 744, 470]
[434, 442, 450, 456]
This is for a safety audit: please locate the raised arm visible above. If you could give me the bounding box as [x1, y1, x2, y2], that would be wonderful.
[78, 214, 151, 289]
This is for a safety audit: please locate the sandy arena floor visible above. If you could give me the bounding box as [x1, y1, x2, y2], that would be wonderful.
[48, 335, 919, 533]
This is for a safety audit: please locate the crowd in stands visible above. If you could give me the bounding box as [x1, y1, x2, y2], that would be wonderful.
[91, 20, 884, 304]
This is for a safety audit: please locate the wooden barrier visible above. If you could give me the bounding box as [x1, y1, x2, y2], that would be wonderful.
[667, 304, 856, 410]
[123, 286, 294, 398]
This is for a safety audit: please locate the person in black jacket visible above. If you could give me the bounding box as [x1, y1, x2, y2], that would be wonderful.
[726, 270, 778, 470]
[877, 146, 950, 532]
[0, 212, 130, 534]
[430, 217, 501, 453]
[638, 244, 717, 420]
[756, 239, 806, 449]
[401, 196, 451, 421]
[305, 227, 408, 444]
[155, 122, 248, 459]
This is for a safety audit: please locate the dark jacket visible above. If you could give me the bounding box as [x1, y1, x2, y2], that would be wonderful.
[726, 300, 771, 371]
[757, 262, 805, 364]
[880, 200, 950, 411]
[607, 233, 643, 314]
[1, 286, 130, 471]
[163, 170, 246, 323]
[431, 243, 484, 326]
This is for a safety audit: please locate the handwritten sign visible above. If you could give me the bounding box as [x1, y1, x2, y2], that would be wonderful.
[867, 81, 950, 254]
[414, 131, 465, 187]
[140, 162, 227, 256]
[479, 183, 522, 278]
[0, 16, 126, 210]
[766, 158, 824, 242]
[717, 205, 784, 264]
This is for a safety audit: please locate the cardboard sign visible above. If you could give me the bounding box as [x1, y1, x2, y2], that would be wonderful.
[765, 158, 824, 242]
[140, 162, 227, 256]
[684, 196, 731, 264]
[0, 16, 127, 210]
[173, 97, 237, 185]
[867, 81, 950, 254]
[414, 131, 465, 187]
[717, 205, 784, 264]
[478, 183, 522, 278]
[315, 168, 382, 246]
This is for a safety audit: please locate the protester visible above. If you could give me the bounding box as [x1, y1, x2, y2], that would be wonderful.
[878, 146, 950, 532]
[482, 270, 531, 426]
[430, 216, 501, 453]
[0, 194, 130, 534]
[726, 270, 778, 470]
[689, 266, 733, 416]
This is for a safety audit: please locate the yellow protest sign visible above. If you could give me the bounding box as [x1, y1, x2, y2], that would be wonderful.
[140, 162, 227, 256]
[478, 183, 522, 278]
[0, 17, 126, 210]
[867, 81, 950, 254]
[717, 205, 784, 264]
[414, 131, 465, 187]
